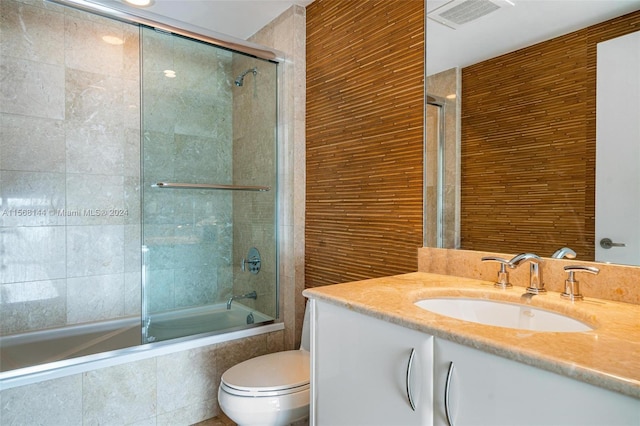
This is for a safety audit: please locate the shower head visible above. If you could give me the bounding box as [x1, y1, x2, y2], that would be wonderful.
[234, 67, 257, 87]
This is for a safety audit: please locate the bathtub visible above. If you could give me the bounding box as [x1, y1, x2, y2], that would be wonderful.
[146, 303, 273, 342]
[0, 303, 274, 378]
[1, 317, 140, 373]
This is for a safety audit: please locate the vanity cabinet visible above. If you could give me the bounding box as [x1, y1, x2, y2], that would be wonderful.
[310, 299, 434, 426]
[433, 338, 639, 426]
[310, 298, 639, 426]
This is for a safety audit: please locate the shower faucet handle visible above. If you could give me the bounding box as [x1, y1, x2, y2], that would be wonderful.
[241, 247, 262, 274]
[481, 257, 513, 289]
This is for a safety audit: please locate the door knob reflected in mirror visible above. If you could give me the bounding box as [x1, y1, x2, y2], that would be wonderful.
[599, 238, 626, 249]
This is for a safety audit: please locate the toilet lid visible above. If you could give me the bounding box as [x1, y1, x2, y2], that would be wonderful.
[221, 350, 310, 396]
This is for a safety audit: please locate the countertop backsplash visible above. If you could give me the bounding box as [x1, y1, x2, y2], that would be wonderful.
[418, 247, 640, 305]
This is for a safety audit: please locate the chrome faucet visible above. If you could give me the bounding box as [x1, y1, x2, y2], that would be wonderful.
[551, 247, 577, 259]
[508, 253, 545, 294]
[226, 290, 257, 310]
[481, 256, 513, 288]
[562, 265, 599, 301]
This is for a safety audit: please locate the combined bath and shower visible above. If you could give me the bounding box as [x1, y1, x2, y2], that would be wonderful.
[235, 67, 257, 86]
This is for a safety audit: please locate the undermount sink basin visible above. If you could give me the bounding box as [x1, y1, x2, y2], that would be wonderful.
[415, 298, 593, 332]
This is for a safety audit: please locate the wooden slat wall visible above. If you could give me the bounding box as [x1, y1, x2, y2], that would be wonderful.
[305, 0, 425, 288]
[460, 11, 640, 260]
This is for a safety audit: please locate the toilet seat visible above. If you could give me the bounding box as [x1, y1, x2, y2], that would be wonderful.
[220, 350, 310, 398]
[220, 381, 310, 397]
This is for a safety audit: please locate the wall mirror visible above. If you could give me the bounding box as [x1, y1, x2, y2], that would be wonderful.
[425, 0, 640, 266]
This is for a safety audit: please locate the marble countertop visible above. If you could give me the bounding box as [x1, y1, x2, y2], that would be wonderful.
[303, 272, 640, 399]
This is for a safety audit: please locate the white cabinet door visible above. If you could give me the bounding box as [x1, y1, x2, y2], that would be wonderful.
[311, 299, 434, 426]
[434, 338, 639, 426]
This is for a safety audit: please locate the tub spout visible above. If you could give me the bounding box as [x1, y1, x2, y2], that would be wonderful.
[226, 291, 257, 310]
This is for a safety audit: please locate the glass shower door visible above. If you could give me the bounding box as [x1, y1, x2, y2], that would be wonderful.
[140, 27, 278, 343]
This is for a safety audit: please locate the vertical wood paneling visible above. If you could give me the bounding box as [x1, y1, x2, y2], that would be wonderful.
[306, 0, 425, 288]
[461, 11, 639, 260]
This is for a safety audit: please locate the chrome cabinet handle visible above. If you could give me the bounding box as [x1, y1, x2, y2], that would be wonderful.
[600, 238, 626, 249]
[406, 348, 417, 411]
[444, 361, 455, 426]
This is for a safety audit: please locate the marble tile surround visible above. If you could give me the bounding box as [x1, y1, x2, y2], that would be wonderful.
[0, 0, 141, 334]
[251, 5, 308, 351]
[0, 329, 286, 425]
[140, 26, 236, 315]
[1, 0, 285, 331]
[0, 1, 306, 425]
[231, 51, 278, 319]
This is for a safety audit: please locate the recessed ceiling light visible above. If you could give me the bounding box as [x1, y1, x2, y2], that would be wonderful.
[123, 0, 154, 7]
[102, 35, 124, 45]
[164, 70, 177, 78]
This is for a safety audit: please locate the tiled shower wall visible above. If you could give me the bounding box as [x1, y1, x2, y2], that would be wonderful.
[141, 28, 236, 315]
[0, 0, 142, 335]
[0, 1, 305, 424]
[231, 54, 278, 319]
[0, 0, 275, 332]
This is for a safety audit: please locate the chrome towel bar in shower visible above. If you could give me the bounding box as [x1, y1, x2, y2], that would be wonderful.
[152, 182, 271, 192]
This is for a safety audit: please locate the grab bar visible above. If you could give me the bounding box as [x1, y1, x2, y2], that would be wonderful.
[152, 182, 271, 192]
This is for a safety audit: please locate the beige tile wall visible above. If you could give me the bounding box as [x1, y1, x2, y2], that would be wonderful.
[0, 0, 141, 333]
[250, 5, 307, 350]
[0, 330, 285, 424]
[0, 1, 305, 425]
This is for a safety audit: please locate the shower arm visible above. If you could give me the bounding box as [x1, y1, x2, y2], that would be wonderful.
[235, 67, 257, 87]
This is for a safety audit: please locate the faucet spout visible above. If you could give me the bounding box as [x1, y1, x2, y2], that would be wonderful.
[551, 247, 577, 259]
[507, 253, 545, 295]
[507, 252, 541, 267]
[226, 290, 258, 310]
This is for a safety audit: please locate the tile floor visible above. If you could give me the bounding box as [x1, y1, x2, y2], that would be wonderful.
[192, 413, 235, 426]
[193, 414, 309, 426]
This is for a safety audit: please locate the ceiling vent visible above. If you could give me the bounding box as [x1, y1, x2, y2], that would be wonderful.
[427, 0, 514, 29]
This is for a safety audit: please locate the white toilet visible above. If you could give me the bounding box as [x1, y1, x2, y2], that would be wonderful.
[218, 304, 311, 426]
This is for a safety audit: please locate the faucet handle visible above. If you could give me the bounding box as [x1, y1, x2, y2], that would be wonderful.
[562, 265, 600, 301]
[481, 257, 513, 289]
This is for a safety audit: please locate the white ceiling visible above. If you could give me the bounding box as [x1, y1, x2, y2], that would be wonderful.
[426, 0, 640, 75]
[94, 0, 638, 74]
[125, 0, 314, 40]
